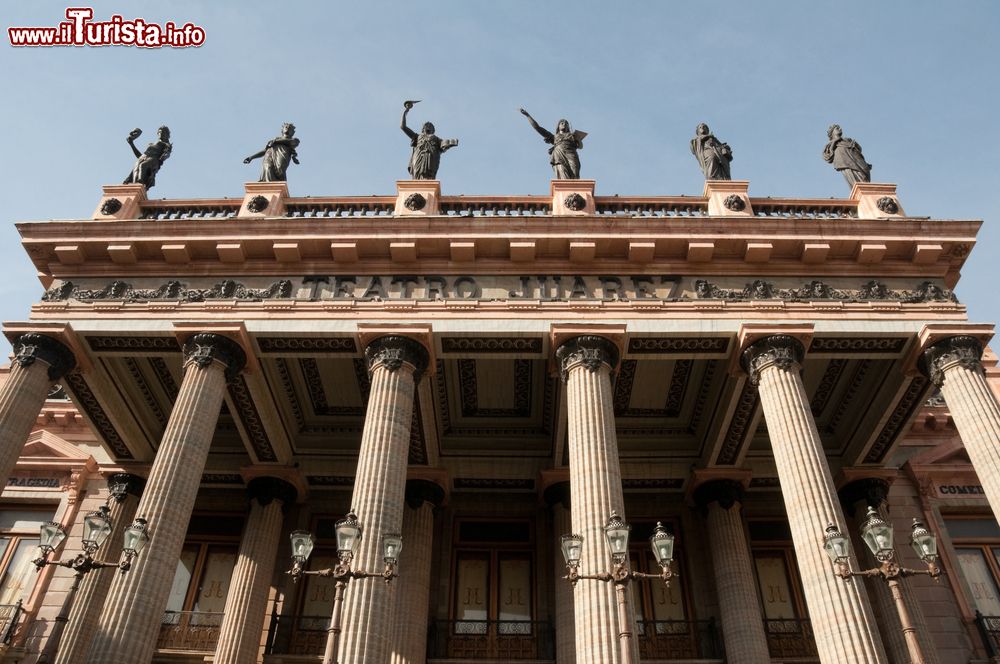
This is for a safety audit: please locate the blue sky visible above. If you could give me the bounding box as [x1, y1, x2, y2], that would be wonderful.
[1, 0, 998, 355]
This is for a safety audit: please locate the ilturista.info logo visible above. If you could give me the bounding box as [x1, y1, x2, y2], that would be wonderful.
[8, 7, 205, 48]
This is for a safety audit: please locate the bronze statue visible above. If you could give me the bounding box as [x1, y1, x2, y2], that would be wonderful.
[244, 123, 300, 182]
[822, 124, 871, 186]
[123, 126, 171, 190]
[400, 101, 458, 180]
[690, 123, 732, 180]
[519, 108, 586, 179]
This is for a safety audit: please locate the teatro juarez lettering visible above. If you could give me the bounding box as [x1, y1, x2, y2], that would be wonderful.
[302, 275, 678, 301]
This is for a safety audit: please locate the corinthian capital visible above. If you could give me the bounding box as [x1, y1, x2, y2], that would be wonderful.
[12, 333, 77, 381]
[740, 334, 805, 386]
[365, 335, 429, 382]
[555, 335, 620, 383]
[919, 335, 984, 387]
[182, 333, 247, 381]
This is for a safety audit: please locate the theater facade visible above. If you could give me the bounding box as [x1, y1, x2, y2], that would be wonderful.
[1, 176, 1000, 664]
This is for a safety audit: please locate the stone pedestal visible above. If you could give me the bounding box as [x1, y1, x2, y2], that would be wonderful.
[850, 183, 905, 219]
[551, 179, 596, 216]
[54, 474, 145, 664]
[86, 334, 246, 664]
[395, 180, 440, 216]
[213, 477, 297, 664]
[92, 184, 147, 220]
[556, 335, 636, 664]
[693, 480, 770, 664]
[0, 333, 76, 486]
[545, 482, 576, 664]
[742, 334, 888, 664]
[704, 180, 753, 217]
[920, 335, 1000, 525]
[389, 479, 443, 664]
[338, 336, 429, 664]
[238, 181, 289, 217]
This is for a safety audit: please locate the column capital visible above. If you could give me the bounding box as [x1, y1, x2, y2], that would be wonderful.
[838, 477, 891, 517]
[11, 332, 77, 380]
[247, 476, 298, 507]
[542, 480, 571, 509]
[405, 478, 446, 509]
[918, 335, 985, 387]
[555, 335, 620, 382]
[182, 333, 247, 381]
[693, 479, 746, 510]
[106, 472, 146, 503]
[365, 335, 430, 382]
[740, 334, 805, 385]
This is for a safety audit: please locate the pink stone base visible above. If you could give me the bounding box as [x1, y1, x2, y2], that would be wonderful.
[92, 184, 147, 221]
[551, 179, 595, 216]
[239, 181, 289, 217]
[395, 180, 440, 216]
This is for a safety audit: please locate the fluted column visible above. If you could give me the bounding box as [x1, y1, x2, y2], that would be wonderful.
[920, 335, 1000, 524]
[339, 336, 429, 664]
[544, 482, 576, 664]
[54, 474, 145, 664]
[389, 480, 443, 664]
[557, 335, 636, 664]
[693, 480, 771, 664]
[214, 477, 297, 664]
[0, 333, 75, 484]
[742, 335, 888, 663]
[840, 479, 938, 664]
[86, 333, 246, 664]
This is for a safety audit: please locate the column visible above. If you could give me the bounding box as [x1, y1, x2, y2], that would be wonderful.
[742, 335, 888, 663]
[544, 481, 576, 664]
[86, 333, 246, 664]
[692, 480, 771, 664]
[54, 474, 145, 664]
[0, 333, 75, 484]
[920, 335, 1000, 524]
[556, 335, 636, 664]
[840, 479, 939, 664]
[338, 336, 429, 664]
[389, 479, 444, 664]
[213, 477, 298, 664]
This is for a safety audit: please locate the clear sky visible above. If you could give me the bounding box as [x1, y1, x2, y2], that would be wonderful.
[1, 0, 997, 355]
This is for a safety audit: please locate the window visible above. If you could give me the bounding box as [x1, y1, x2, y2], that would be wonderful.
[0, 508, 56, 605]
[945, 517, 1000, 615]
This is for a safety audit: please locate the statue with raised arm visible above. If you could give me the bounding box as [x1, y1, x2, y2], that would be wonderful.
[400, 101, 458, 180]
[243, 123, 300, 182]
[822, 124, 871, 186]
[519, 108, 586, 179]
[123, 126, 172, 190]
[690, 123, 733, 180]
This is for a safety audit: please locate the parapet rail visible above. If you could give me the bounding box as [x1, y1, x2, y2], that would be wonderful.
[132, 195, 863, 221]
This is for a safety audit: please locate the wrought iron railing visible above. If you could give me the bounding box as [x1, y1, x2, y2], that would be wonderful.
[157, 610, 224, 651]
[975, 611, 1000, 657]
[0, 601, 23, 645]
[764, 618, 819, 659]
[635, 619, 723, 660]
[427, 619, 554, 660]
[264, 611, 329, 656]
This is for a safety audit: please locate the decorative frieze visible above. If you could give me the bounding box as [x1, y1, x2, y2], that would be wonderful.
[440, 337, 543, 354]
[627, 337, 729, 354]
[257, 336, 356, 354]
[863, 376, 931, 463]
[86, 336, 181, 353]
[42, 279, 293, 302]
[693, 278, 957, 303]
[227, 375, 277, 462]
[63, 372, 133, 459]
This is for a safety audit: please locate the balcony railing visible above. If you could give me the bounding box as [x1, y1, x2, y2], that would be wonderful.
[427, 620, 554, 660]
[975, 611, 1000, 657]
[265, 611, 330, 656]
[764, 618, 819, 659]
[636, 619, 723, 660]
[157, 610, 224, 652]
[0, 601, 23, 645]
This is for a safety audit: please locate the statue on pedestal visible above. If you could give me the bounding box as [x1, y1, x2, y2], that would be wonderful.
[690, 123, 732, 180]
[822, 124, 871, 186]
[123, 126, 172, 190]
[244, 123, 300, 182]
[519, 108, 586, 179]
[401, 101, 458, 180]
